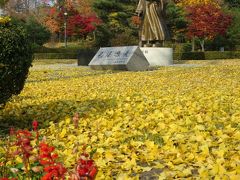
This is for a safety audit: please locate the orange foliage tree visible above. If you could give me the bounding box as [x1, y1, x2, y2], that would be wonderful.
[37, 0, 100, 42]
[44, 7, 60, 34]
[68, 0, 95, 16]
[186, 4, 232, 51]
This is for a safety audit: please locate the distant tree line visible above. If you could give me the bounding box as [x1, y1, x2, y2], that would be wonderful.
[0, 0, 239, 51]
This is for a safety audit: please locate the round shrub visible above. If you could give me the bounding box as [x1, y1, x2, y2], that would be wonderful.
[0, 17, 33, 105]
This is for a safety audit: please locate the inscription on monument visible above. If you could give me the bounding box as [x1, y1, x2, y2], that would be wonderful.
[89, 46, 149, 71]
[96, 49, 130, 64]
[90, 47, 134, 65]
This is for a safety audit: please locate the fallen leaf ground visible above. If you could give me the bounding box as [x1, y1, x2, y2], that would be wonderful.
[1, 60, 240, 179]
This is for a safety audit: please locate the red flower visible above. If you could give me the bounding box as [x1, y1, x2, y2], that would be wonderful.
[39, 142, 67, 179]
[40, 160, 53, 166]
[89, 166, 98, 179]
[32, 120, 38, 131]
[16, 130, 32, 137]
[40, 142, 55, 152]
[14, 130, 33, 159]
[76, 153, 98, 179]
[41, 163, 67, 180]
[77, 165, 88, 175]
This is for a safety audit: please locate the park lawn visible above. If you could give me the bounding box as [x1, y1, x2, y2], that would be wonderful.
[1, 60, 240, 179]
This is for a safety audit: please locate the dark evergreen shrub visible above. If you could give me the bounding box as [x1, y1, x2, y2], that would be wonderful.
[25, 17, 51, 46]
[0, 17, 33, 105]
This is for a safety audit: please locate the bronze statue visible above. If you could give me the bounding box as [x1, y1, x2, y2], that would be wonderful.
[136, 0, 170, 47]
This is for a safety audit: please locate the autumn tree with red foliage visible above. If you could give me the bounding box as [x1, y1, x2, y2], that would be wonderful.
[57, 6, 101, 38]
[186, 4, 232, 51]
[44, 3, 100, 41]
[67, 15, 101, 38]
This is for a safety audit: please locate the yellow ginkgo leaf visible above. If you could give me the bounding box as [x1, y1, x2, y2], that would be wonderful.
[59, 128, 67, 138]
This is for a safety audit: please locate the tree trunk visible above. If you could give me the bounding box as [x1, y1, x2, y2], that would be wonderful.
[58, 33, 61, 43]
[200, 39, 205, 51]
[93, 31, 96, 41]
[192, 37, 195, 52]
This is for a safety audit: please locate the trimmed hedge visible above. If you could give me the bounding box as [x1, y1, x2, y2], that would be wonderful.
[34, 46, 97, 54]
[34, 47, 98, 66]
[34, 47, 78, 53]
[174, 51, 240, 60]
[34, 53, 78, 59]
[34, 50, 240, 61]
[34, 49, 98, 65]
[0, 18, 33, 105]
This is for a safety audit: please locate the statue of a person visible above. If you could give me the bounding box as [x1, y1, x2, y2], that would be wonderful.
[136, 0, 170, 47]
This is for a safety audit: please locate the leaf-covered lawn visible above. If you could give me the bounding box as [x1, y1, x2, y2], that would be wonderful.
[1, 62, 240, 179]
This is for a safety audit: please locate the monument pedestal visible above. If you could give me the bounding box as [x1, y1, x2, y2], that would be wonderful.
[140, 47, 173, 66]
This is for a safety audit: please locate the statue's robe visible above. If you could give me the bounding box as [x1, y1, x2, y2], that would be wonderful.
[136, 0, 170, 41]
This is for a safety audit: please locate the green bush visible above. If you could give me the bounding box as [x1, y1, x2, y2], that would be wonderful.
[174, 51, 240, 60]
[182, 43, 192, 52]
[173, 43, 192, 53]
[94, 24, 112, 47]
[0, 0, 5, 7]
[236, 45, 240, 50]
[110, 30, 138, 46]
[0, 17, 33, 105]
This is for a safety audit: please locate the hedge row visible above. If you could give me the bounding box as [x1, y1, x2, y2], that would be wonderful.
[174, 51, 240, 60]
[34, 53, 78, 59]
[34, 46, 97, 54]
[34, 46, 77, 53]
[34, 51, 240, 62]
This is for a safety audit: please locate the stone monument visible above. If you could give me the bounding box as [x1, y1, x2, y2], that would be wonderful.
[89, 46, 149, 71]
